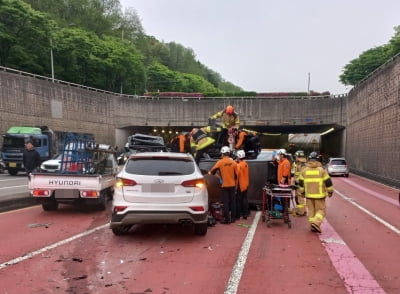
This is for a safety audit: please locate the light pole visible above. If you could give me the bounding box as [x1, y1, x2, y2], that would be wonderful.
[50, 38, 54, 82]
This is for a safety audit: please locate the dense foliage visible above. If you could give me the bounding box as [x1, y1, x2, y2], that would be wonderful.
[1, 0, 399, 93]
[0, 0, 240, 95]
[340, 26, 400, 86]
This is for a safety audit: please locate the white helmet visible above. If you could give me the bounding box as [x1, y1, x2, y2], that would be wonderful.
[220, 146, 230, 154]
[237, 150, 246, 159]
[278, 148, 287, 156]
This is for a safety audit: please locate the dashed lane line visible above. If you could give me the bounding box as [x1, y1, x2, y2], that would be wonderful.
[0, 185, 28, 190]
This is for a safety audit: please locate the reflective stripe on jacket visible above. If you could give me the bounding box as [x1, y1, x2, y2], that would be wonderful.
[299, 161, 333, 199]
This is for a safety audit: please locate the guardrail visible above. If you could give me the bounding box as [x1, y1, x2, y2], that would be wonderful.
[0, 65, 347, 100]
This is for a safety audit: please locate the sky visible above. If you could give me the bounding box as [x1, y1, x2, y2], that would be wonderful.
[119, 0, 400, 95]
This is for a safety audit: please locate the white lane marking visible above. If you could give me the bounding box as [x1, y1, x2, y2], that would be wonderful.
[341, 178, 398, 206]
[335, 189, 400, 235]
[320, 220, 387, 294]
[0, 223, 109, 270]
[0, 185, 28, 190]
[224, 211, 261, 294]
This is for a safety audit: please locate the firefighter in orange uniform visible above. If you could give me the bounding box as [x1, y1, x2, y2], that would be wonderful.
[209, 146, 237, 224]
[170, 132, 190, 153]
[277, 149, 291, 184]
[235, 150, 250, 220]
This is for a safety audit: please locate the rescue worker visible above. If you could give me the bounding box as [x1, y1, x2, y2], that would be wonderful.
[292, 150, 307, 216]
[266, 150, 279, 185]
[277, 149, 291, 185]
[190, 126, 220, 165]
[298, 151, 334, 233]
[209, 146, 237, 224]
[210, 105, 240, 149]
[235, 150, 250, 220]
[235, 129, 257, 149]
[210, 105, 240, 129]
[170, 132, 190, 153]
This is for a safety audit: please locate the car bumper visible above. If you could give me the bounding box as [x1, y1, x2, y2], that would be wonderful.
[110, 210, 208, 228]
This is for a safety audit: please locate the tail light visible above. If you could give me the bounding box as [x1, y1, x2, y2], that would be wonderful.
[32, 189, 52, 197]
[113, 206, 128, 213]
[81, 191, 99, 197]
[189, 206, 205, 212]
[181, 178, 205, 188]
[116, 178, 137, 188]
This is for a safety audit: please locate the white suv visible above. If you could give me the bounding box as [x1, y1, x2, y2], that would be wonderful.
[110, 152, 209, 236]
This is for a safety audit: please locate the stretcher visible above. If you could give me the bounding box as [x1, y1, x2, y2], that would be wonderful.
[262, 184, 295, 228]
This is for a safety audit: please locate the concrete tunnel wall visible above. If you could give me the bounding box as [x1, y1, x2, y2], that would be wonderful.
[0, 54, 399, 187]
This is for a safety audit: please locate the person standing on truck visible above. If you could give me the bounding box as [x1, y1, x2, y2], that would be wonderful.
[235, 150, 250, 220]
[209, 146, 237, 224]
[298, 151, 334, 233]
[210, 105, 240, 147]
[23, 140, 41, 176]
[210, 105, 240, 130]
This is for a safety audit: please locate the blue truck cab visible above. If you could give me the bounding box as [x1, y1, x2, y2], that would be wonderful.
[1, 126, 56, 175]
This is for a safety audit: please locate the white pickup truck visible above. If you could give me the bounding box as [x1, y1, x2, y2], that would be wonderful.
[29, 151, 119, 211]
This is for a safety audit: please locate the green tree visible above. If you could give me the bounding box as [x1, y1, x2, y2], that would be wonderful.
[339, 45, 390, 86]
[0, 0, 54, 73]
[387, 25, 400, 57]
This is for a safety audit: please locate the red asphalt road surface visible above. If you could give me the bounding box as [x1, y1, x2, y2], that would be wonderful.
[0, 174, 398, 294]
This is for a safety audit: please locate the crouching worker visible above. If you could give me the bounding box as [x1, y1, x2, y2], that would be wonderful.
[170, 132, 190, 153]
[298, 152, 334, 233]
[190, 127, 215, 165]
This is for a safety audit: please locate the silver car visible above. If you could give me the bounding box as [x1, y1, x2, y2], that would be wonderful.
[326, 157, 349, 177]
[110, 152, 209, 236]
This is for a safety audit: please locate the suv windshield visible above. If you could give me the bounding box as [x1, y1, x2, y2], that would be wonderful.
[125, 157, 195, 176]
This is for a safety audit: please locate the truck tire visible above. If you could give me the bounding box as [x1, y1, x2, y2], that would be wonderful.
[112, 225, 132, 236]
[42, 199, 59, 211]
[194, 223, 208, 236]
[8, 169, 18, 176]
[96, 191, 107, 211]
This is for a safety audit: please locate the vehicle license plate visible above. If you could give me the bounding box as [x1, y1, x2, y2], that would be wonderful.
[143, 184, 174, 193]
[9, 162, 16, 167]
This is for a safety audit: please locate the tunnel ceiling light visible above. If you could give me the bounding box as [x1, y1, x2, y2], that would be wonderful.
[320, 127, 334, 136]
[262, 133, 282, 136]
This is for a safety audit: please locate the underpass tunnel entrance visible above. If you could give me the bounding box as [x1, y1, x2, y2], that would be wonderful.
[115, 123, 346, 160]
